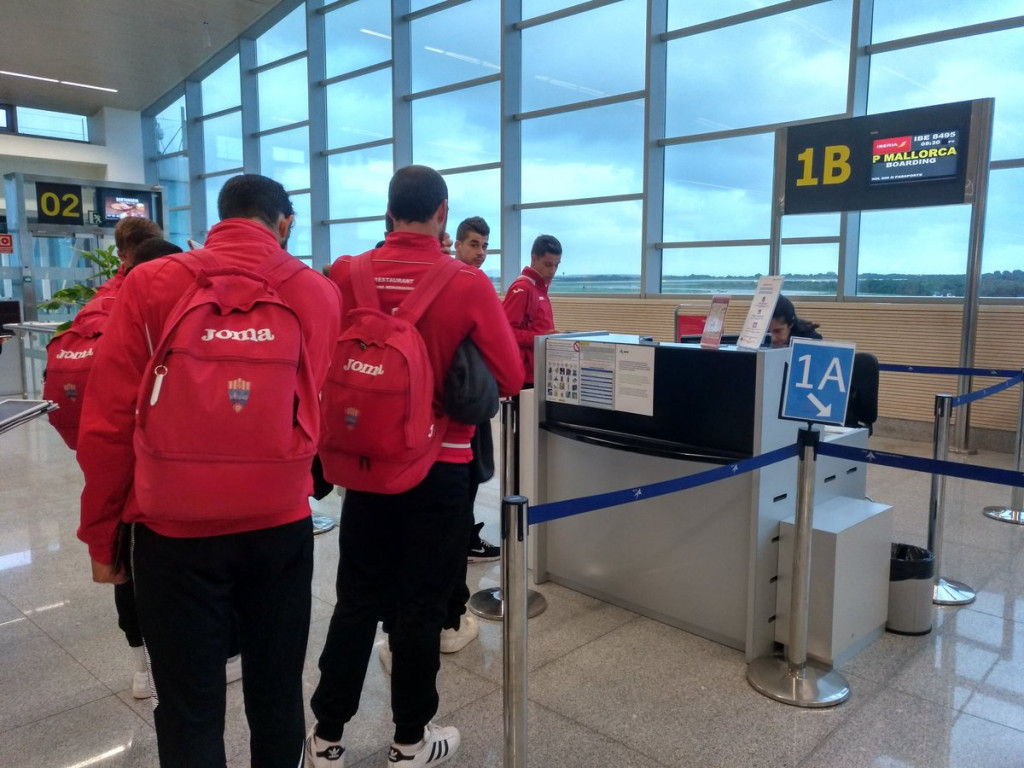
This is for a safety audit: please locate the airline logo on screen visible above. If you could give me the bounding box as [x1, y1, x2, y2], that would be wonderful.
[870, 130, 959, 184]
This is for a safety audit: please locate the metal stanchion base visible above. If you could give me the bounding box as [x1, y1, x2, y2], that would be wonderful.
[746, 653, 850, 708]
[982, 506, 1024, 525]
[948, 445, 978, 456]
[311, 515, 337, 535]
[933, 577, 975, 605]
[467, 587, 547, 620]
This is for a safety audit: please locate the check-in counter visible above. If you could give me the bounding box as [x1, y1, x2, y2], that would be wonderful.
[525, 333, 889, 663]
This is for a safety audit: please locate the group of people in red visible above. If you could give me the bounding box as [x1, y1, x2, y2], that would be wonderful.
[70, 165, 563, 767]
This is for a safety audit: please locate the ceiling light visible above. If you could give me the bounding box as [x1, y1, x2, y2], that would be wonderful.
[0, 69, 118, 93]
[0, 69, 59, 84]
[60, 81, 118, 93]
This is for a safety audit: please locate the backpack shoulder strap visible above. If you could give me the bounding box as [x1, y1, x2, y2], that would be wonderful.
[350, 251, 381, 311]
[397, 257, 463, 324]
[253, 248, 307, 290]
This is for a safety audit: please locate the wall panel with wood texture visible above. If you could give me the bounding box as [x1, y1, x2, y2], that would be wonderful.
[545, 298, 1023, 431]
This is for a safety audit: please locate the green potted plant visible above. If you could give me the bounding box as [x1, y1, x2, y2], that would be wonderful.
[37, 244, 120, 330]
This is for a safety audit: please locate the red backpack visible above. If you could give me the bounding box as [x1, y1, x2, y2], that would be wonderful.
[318, 253, 462, 494]
[43, 295, 116, 450]
[132, 250, 317, 519]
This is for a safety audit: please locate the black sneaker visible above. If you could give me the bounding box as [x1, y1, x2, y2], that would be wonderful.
[467, 522, 500, 562]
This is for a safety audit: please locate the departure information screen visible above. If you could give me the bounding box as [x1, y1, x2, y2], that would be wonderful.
[870, 130, 959, 184]
[781, 100, 981, 214]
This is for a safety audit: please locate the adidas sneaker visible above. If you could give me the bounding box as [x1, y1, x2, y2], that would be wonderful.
[305, 725, 345, 767]
[387, 722, 460, 766]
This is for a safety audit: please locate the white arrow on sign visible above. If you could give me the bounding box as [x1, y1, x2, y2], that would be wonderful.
[807, 393, 832, 418]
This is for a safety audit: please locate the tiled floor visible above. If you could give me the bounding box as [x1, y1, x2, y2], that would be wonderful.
[2, 418, 1024, 767]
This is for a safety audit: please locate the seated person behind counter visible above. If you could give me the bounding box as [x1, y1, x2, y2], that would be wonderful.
[769, 295, 821, 348]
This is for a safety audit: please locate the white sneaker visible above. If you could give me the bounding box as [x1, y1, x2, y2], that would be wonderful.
[379, 640, 392, 675]
[440, 613, 478, 654]
[225, 654, 242, 685]
[305, 725, 345, 767]
[129, 646, 150, 700]
[387, 723, 460, 766]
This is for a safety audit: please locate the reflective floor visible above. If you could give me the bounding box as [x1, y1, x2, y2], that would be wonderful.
[2, 418, 1023, 767]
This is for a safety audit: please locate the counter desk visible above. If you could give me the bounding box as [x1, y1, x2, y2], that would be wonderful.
[522, 333, 890, 664]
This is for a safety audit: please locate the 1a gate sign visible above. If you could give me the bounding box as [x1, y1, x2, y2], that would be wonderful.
[781, 339, 855, 425]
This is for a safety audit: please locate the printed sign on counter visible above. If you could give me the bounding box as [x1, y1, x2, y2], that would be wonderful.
[613, 343, 655, 416]
[737, 275, 784, 350]
[545, 338, 581, 405]
[700, 296, 730, 349]
[579, 341, 615, 409]
[545, 338, 655, 416]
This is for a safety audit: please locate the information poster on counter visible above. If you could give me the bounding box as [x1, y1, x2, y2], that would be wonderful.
[545, 338, 581, 404]
[737, 275, 784, 350]
[545, 339, 654, 416]
[613, 343, 655, 416]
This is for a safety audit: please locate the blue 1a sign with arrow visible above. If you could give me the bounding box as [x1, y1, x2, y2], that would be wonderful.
[780, 339, 855, 425]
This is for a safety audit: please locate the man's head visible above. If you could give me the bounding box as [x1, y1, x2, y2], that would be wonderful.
[113, 217, 162, 269]
[454, 216, 490, 268]
[530, 234, 562, 283]
[387, 165, 448, 235]
[126, 238, 183, 275]
[218, 174, 295, 246]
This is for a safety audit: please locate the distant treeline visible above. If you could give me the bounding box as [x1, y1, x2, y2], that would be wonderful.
[541, 271, 1024, 297]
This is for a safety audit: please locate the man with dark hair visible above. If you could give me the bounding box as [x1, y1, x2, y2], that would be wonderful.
[77, 173, 341, 767]
[502, 233, 562, 387]
[451, 216, 499, 567]
[307, 167, 523, 768]
[453, 216, 489, 268]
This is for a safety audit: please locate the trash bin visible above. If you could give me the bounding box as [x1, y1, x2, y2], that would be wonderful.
[886, 543, 934, 635]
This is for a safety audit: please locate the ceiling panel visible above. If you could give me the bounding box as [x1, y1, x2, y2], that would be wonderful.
[0, 0, 282, 116]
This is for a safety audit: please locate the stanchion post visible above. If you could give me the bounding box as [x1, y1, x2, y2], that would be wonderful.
[928, 394, 976, 605]
[746, 427, 850, 707]
[502, 495, 529, 768]
[983, 368, 1024, 524]
[468, 398, 548, 620]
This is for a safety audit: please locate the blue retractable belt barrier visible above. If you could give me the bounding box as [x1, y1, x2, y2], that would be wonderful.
[950, 372, 1023, 407]
[528, 443, 800, 525]
[877, 363, 1021, 378]
[816, 442, 1024, 488]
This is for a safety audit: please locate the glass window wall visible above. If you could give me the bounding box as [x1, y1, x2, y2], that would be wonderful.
[258, 58, 309, 130]
[202, 112, 244, 174]
[201, 55, 241, 113]
[143, 1, 1024, 301]
[260, 126, 310, 192]
[521, 100, 644, 204]
[521, 0, 645, 113]
[324, 1, 391, 77]
[665, 1, 851, 137]
[410, 0, 500, 94]
[154, 96, 187, 154]
[328, 144, 394, 221]
[326, 69, 393, 149]
[412, 82, 500, 170]
[257, 5, 307, 66]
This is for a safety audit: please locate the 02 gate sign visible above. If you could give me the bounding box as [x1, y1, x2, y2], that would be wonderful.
[781, 339, 856, 426]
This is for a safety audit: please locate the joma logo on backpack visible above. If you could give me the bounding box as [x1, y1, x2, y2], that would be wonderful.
[200, 328, 276, 342]
[56, 348, 93, 360]
[343, 358, 384, 376]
